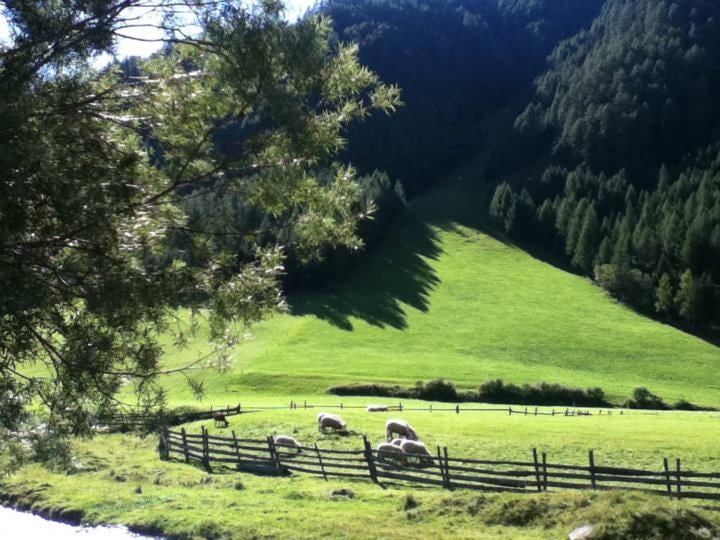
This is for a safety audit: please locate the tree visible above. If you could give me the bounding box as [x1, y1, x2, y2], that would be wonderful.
[654, 273, 674, 320]
[675, 270, 716, 327]
[572, 204, 600, 271]
[489, 182, 517, 233]
[0, 0, 400, 447]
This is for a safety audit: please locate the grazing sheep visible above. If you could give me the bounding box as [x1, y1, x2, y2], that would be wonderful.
[376, 442, 406, 466]
[212, 412, 229, 428]
[318, 414, 347, 432]
[385, 419, 418, 441]
[274, 435, 303, 456]
[316, 412, 339, 425]
[397, 439, 434, 466]
[316, 412, 341, 424]
[367, 404, 389, 412]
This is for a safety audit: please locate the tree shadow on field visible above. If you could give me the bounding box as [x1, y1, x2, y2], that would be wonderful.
[289, 213, 442, 331]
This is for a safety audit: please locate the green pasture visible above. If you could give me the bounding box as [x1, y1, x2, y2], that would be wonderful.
[3, 407, 719, 539]
[8, 163, 720, 539]
[152, 165, 720, 408]
[187, 405, 720, 471]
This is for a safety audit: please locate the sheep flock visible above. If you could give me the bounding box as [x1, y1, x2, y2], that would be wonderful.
[272, 413, 433, 468]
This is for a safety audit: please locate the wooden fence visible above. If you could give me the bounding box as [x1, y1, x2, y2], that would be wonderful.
[98, 404, 245, 432]
[234, 401, 609, 416]
[99, 401, 620, 432]
[159, 428, 720, 502]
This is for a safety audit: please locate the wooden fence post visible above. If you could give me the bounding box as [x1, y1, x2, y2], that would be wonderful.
[443, 447, 451, 489]
[532, 448, 542, 492]
[663, 458, 673, 498]
[267, 436, 282, 474]
[675, 458, 682, 500]
[524, 407, 528, 416]
[363, 436, 378, 483]
[181, 427, 189, 463]
[436, 446, 447, 488]
[541, 452, 548, 491]
[201, 426, 211, 471]
[509, 407, 512, 416]
[589, 450, 597, 490]
[315, 443, 327, 481]
[455, 404, 460, 414]
[158, 426, 170, 460]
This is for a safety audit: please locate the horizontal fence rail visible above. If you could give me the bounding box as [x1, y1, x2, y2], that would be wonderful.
[159, 428, 720, 502]
[97, 404, 246, 432]
[101, 399, 684, 431]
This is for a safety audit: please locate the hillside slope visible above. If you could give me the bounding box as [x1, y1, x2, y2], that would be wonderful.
[160, 161, 720, 406]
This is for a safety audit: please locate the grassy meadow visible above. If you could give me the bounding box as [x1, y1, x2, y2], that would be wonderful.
[6, 162, 720, 538]
[2, 408, 720, 539]
[153, 162, 720, 408]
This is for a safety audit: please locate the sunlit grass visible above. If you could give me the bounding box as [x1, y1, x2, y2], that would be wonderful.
[152, 171, 720, 408]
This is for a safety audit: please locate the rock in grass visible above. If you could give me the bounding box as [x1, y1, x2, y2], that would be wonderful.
[331, 488, 355, 499]
[569, 524, 595, 539]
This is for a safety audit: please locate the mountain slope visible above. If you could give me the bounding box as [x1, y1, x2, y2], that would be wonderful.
[158, 160, 720, 407]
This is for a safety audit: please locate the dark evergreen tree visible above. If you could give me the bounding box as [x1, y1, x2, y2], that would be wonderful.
[655, 273, 674, 320]
[572, 204, 601, 272]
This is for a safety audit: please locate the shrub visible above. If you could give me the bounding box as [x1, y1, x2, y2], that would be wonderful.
[330, 379, 611, 407]
[673, 400, 701, 411]
[477, 379, 611, 407]
[329, 383, 409, 398]
[417, 379, 458, 402]
[624, 388, 670, 410]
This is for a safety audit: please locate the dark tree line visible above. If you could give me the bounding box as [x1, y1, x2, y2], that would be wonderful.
[154, 169, 407, 291]
[491, 0, 720, 334]
[320, 0, 605, 196]
[157, 0, 605, 288]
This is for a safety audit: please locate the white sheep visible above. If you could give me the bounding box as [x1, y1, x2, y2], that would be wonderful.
[397, 439, 434, 466]
[316, 412, 342, 423]
[318, 413, 347, 432]
[385, 418, 419, 441]
[274, 435, 302, 455]
[376, 442, 406, 466]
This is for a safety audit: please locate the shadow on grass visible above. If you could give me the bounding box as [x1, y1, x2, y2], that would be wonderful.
[289, 213, 442, 331]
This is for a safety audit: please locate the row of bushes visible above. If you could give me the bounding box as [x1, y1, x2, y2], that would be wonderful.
[328, 379, 715, 411]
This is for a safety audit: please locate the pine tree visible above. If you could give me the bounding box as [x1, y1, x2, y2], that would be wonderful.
[555, 195, 576, 234]
[489, 182, 516, 233]
[674, 270, 716, 327]
[537, 198, 557, 247]
[595, 235, 613, 266]
[565, 198, 589, 255]
[572, 204, 601, 272]
[655, 273, 674, 320]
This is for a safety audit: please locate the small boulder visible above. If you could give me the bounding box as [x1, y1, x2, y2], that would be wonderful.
[331, 488, 355, 499]
[569, 524, 596, 540]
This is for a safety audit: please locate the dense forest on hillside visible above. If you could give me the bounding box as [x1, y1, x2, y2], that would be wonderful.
[322, 0, 605, 195]
[162, 0, 605, 288]
[149, 0, 720, 334]
[490, 0, 720, 333]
